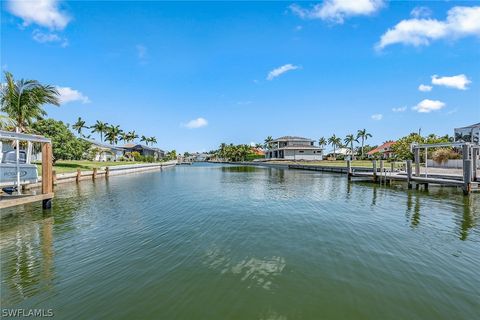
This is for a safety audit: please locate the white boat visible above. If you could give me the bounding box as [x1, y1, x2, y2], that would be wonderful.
[0, 146, 39, 188]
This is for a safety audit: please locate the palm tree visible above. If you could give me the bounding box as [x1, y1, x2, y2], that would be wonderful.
[72, 117, 88, 136]
[119, 131, 129, 143]
[0, 114, 14, 130]
[344, 134, 359, 160]
[148, 136, 157, 145]
[105, 125, 122, 145]
[126, 130, 138, 143]
[140, 135, 148, 146]
[264, 136, 273, 149]
[357, 129, 372, 159]
[0, 72, 59, 132]
[91, 120, 108, 142]
[318, 137, 327, 150]
[328, 134, 342, 160]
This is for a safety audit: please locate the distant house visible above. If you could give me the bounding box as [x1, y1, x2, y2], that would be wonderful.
[367, 141, 396, 159]
[325, 148, 353, 159]
[82, 139, 124, 162]
[121, 144, 165, 160]
[454, 123, 480, 145]
[251, 147, 265, 156]
[265, 136, 323, 161]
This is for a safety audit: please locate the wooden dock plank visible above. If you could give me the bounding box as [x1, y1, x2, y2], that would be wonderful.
[0, 193, 54, 209]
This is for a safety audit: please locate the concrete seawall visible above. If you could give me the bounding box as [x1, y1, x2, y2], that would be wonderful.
[23, 161, 177, 189]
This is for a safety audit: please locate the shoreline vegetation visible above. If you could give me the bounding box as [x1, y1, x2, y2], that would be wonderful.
[0, 72, 177, 165]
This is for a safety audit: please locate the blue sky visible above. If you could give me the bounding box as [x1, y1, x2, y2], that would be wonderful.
[2, 0, 479, 152]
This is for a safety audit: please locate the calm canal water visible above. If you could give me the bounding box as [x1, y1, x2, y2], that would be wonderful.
[1, 163, 479, 319]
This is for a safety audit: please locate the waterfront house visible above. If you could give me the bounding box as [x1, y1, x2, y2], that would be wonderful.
[265, 136, 323, 161]
[325, 148, 353, 159]
[82, 139, 124, 161]
[367, 141, 396, 159]
[121, 143, 165, 160]
[454, 123, 480, 145]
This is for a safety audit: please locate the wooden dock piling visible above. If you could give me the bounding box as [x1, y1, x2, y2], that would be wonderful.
[347, 160, 352, 181]
[463, 159, 472, 195]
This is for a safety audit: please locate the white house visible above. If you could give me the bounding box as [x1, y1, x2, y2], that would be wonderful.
[83, 139, 124, 162]
[325, 147, 353, 159]
[265, 136, 323, 161]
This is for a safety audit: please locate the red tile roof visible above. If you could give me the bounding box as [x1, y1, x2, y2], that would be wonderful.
[367, 141, 396, 155]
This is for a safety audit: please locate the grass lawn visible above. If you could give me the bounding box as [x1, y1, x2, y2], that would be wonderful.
[268, 160, 405, 168]
[36, 160, 143, 174]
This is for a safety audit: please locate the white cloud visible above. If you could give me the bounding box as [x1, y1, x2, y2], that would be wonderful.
[7, 0, 70, 30]
[266, 64, 299, 80]
[410, 6, 432, 19]
[418, 84, 432, 92]
[412, 99, 445, 113]
[431, 74, 471, 90]
[237, 101, 252, 105]
[136, 44, 147, 59]
[289, 0, 384, 24]
[32, 29, 68, 47]
[183, 117, 208, 129]
[376, 6, 480, 49]
[371, 113, 383, 120]
[392, 106, 407, 112]
[56, 86, 90, 104]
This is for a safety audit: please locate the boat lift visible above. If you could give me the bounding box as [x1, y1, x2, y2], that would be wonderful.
[0, 129, 54, 210]
[411, 141, 479, 193]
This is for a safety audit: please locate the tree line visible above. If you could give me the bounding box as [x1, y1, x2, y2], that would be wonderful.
[0, 72, 165, 162]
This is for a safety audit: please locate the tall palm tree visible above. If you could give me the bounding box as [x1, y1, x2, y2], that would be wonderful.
[328, 134, 342, 160]
[126, 130, 138, 143]
[0, 72, 59, 132]
[105, 125, 122, 145]
[264, 136, 273, 149]
[72, 117, 88, 136]
[140, 135, 148, 146]
[119, 131, 129, 143]
[344, 134, 359, 160]
[91, 120, 108, 142]
[318, 137, 327, 150]
[357, 129, 372, 158]
[148, 136, 157, 145]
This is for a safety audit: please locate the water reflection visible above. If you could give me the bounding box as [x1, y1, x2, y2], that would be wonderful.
[203, 245, 286, 290]
[1, 216, 55, 305]
[460, 196, 478, 241]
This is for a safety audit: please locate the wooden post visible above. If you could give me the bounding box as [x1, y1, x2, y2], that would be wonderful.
[379, 160, 384, 184]
[463, 159, 472, 195]
[406, 160, 412, 189]
[76, 169, 81, 183]
[105, 166, 110, 178]
[414, 147, 420, 176]
[52, 170, 57, 187]
[372, 160, 377, 182]
[41, 143, 53, 209]
[346, 160, 352, 180]
[92, 168, 97, 181]
[389, 162, 394, 184]
[472, 148, 478, 181]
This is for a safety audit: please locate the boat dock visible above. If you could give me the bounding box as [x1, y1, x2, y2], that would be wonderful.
[289, 142, 479, 195]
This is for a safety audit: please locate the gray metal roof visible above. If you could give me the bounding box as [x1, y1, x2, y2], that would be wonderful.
[272, 136, 314, 142]
[0, 130, 51, 143]
[455, 123, 480, 130]
[81, 138, 124, 151]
